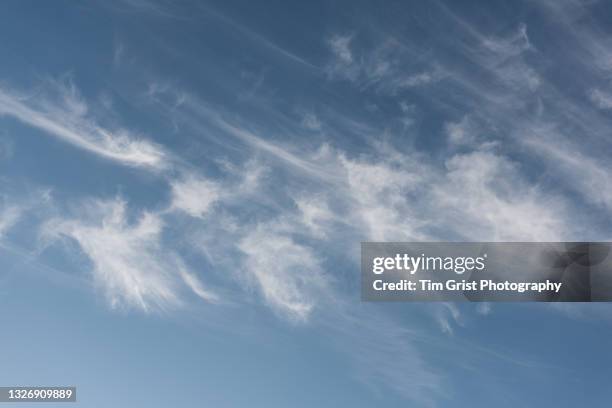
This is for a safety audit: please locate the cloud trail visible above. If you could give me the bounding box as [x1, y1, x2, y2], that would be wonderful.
[0, 83, 167, 169]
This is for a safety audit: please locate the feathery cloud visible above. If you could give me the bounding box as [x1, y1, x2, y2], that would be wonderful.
[329, 35, 354, 64]
[170, 175, 221, 218]
[42, 198, 216, 312]
[0, 80, 167, 169]
[238, 223, 327, 321]
[0, 205, 20, 239]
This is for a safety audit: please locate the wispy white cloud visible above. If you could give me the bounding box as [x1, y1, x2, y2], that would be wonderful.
[0, 205, 20, 239]
[213, 117, 340, 182]
[326, 35, 444, 94]
[170, 175, 221, 219]
[445, 116, 476, 146]
[294, 195, 335, 238]
[324, 306, 443, 406]
[481, 23, 533, 59]
[334, 148, 430, 241]
[284, 142, 570, 242]
[535, 0, 612, 75]
[524, 132, 612, 213]
[199, 4, 320, 71]
[0, 79, 167, 169]
[432, 149, 570, 241]
[113, 41, 126, 68]
[462, 23, 541, 95]
[435, 302, 462, 335]
[178, 265, 219, 303]
[589, 88, 612, 109]
[301, 112, 322, 131]
[0, 187, 52, 240]
[476, 302, 492, 316]
[329, 35, 354, 64]
[238, 223, 327, 321]
[41, 198, 217, 312]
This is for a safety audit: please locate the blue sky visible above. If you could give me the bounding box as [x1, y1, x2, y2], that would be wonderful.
[1, 0, 612, 406]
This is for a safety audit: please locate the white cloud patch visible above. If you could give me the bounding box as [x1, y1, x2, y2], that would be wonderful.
[436, 302, 462, 335]
[178, 266, 219, 303]
[292, 142, 569, 243]
[170, 176, 221, 218]
[294, 195, 335, 238]
[0, 79, 167, 169]
[432, 149, 569, 241]
[336, 150, 429, 241]
[0, 205, 20, 239]
[476, 302, 492, 316]
[589, 88, 612, 109]
[238, 224, 327, 321]
[397, 71, 435, 88]
[329, 35, 353, 64]
[445, 116, 476, 146]
[42, 198, 216, 312]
